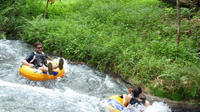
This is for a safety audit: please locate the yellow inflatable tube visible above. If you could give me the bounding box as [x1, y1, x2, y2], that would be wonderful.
[106, 95, 124, 112]
[106, 95, 133, 112]
[19, 61, 65, 81]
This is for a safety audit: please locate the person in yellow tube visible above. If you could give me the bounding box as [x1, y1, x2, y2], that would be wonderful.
[123, 87, 150, 107]
[21, 41, 64, 74]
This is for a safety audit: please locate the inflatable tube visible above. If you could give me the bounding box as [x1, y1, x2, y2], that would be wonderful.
[106, 95, 133, 112]
[19, 61, 65, 81]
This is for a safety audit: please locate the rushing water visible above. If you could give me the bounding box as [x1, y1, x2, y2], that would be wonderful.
[0, 40, 171, 112]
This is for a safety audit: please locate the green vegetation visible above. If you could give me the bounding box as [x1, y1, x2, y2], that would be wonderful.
[0, 0, 200, 101]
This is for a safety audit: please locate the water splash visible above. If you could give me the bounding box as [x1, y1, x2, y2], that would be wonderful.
[124, 102, 171, 112]
[0, 80, 104, 112]
[144, 102, 171, 112]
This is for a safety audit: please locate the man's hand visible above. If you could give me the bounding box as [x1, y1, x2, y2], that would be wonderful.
[28, 63, 34, 68]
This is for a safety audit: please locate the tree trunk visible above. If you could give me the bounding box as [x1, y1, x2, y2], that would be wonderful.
[44, 0, 49, 18]
[176, 0, 181, 46]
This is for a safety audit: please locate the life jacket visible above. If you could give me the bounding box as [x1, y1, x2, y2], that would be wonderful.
[30, 52, 47, 68]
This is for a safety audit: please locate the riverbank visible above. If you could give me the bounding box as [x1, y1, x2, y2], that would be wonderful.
[0, 0, 200, 102]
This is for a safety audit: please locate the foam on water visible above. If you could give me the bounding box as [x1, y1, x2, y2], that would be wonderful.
[0, 80, 104, 112]
[145, 102, 172, 112]
[123, 101, 171, 112]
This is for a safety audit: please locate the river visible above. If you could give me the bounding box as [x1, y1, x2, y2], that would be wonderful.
[0, 40, 171, 112]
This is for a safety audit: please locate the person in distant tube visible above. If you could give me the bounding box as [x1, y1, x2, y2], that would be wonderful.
[21, 41, 64, 74]
[123, 87, 150, 107]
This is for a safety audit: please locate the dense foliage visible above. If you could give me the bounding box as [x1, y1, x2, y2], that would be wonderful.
[0, 0, 200, 101]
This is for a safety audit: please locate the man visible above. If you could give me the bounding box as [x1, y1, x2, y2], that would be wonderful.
[22, 42, 64, 74]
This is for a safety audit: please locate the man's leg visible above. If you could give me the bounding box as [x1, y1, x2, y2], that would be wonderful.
[44, 59, 64, 71]
[47, 63, 53, 74]
[58, 58, 64, 70]
[38, 66, 48, 72]
[38, 63, 53, 74]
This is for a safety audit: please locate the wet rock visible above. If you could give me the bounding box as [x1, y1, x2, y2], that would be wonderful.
[145, 94, 200, 112]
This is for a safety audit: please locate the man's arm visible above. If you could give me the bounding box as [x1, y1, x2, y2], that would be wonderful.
[47, 56, 52, 61]
[123, 94, 132, 107]
[22, 52, 34, 67]
[22, 59, 34, 67]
